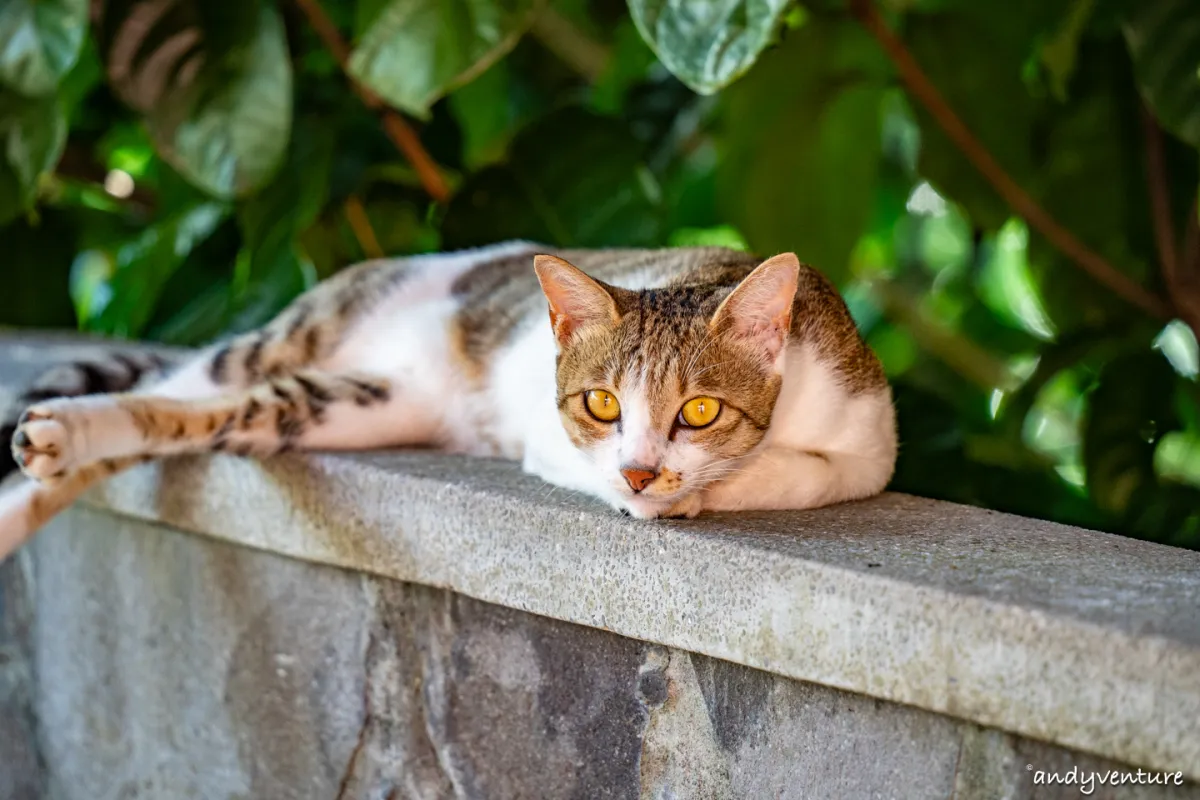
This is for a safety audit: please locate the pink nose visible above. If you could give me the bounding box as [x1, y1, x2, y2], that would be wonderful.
[621, 466, 658, 493]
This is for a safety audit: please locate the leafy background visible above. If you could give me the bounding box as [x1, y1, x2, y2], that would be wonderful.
[2, 0, 1199, 548]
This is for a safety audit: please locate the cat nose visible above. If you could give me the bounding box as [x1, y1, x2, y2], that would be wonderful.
[621, 465, 658, 493]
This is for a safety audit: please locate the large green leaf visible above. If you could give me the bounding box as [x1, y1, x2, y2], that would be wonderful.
[905, 7, 1045, 231]
[0, 90, 66, 224]
[0, 0, 88, 96]
[448, 59, 518, 170]
[716, 16, 890, 282]
[230, 119, 334, 328]
[97, 1, 292, 198]
[1023, 43, 1157, 333]
[74, 202, 228, 337]
[1123, 0, 1200, 148]
[349, 0, 542, 119]
[628, 0, 790, 94]
[441, 107, 662, 247]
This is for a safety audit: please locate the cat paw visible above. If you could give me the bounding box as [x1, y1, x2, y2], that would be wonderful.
[11, 406, 73, 481]
[660, 493, 704, 520]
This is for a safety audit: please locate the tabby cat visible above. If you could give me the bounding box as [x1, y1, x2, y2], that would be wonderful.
[0, 242, 896, 558]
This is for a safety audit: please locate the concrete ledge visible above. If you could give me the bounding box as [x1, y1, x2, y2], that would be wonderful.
[80, 450, 1200, 780]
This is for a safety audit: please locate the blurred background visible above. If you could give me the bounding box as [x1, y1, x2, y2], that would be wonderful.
[0, 0, 1198, 547]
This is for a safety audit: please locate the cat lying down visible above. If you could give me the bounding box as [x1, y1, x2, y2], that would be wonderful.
[0, 242, 896, 558]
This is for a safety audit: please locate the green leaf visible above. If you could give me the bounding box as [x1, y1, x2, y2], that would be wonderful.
[448, 59, 518, 170]
[1025, 40, 1170, 333]
[238, 121, 333, 276]
[1123, 0, 1200, 147]
[76, 202, 228, 337]
[590, 18, 658, 113]
[0, 0, 88, 96]
[98, 1, 292, 198]
[0, 90, 66, 224]
[231, 118, 333, 326]
[1083, 351, 1180, 516]
[349, 0, 542, 119]
[716, 16, 889, 283]
[0, 209, 79, 328]
[1039, 0, 1096, 101]
[628, 0, 790, 94]
[441, 107, 663, 247]
[905, 7, 1043, 230]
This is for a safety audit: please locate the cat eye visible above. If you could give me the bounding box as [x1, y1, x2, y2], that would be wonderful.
[679, 396, 721, 428]
[584, 389, 621, 422]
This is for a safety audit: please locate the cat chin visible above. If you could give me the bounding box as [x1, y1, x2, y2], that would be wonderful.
[619, 492, 703, 520]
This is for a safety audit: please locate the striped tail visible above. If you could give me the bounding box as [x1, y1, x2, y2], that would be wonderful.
[1, 351, 174, 483]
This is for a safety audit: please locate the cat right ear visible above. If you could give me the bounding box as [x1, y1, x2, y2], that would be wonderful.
[534, 255, 622, 346]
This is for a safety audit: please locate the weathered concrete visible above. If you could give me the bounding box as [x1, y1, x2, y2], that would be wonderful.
[73, 450, 1200, 782]
[15, 507, 1198, 799]
[0, 552, 42, 800]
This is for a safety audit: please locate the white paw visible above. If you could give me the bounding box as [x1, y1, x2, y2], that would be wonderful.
[11, 406, 74, 481]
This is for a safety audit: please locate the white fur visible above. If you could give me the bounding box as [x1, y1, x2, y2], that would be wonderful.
[703, 342, 895, 511]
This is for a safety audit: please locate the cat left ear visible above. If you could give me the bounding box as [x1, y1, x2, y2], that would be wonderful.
[534, 255, 622, 346]
[710, 253, 800, 364]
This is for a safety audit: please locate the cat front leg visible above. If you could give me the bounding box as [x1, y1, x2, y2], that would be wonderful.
[701, 446, 892, 513]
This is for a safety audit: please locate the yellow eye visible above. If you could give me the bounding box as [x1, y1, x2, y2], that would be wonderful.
[585, 389, 621, 422]
[679, 396, 721, 428]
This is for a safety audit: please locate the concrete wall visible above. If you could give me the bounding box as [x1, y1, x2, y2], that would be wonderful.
[4, 507, 1195, 800]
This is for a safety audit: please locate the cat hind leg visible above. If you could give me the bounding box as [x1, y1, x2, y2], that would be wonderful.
[10, 369, 395, 480]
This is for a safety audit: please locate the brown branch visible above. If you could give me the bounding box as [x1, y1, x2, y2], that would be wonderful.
[293, 0, 451, 203]
[1142, 105, 1179, 282]
[1185, 197, 1200, 277]
[343, 195, 385, 259]
[849, 0, 1172, 321]
[1141, 106, 1200, 335]
[529, 7, 611, 81]
[1171, 196, 1200, 335]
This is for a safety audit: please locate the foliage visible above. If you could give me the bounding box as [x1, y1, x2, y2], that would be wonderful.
[1, 0, 1199, 548]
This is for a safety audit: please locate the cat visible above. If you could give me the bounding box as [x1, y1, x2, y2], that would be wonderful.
[0, 242, 896, 558]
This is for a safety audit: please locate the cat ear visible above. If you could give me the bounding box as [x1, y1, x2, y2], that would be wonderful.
[710, 253, 800, 363]
[534, 255, 622, 345]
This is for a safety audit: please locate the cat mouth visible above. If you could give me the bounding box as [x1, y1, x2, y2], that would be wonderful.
[622, 493, 685, 519]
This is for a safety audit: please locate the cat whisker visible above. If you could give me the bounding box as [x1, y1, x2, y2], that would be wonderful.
[683, 329, 720, 381]
[688, 361, 731, 380]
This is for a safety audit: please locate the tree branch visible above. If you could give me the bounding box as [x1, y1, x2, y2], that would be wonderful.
[1185, 197, 1200, 277]
[849, 0, 1172, 321]
[1141, 106, 1200, 335]
[528, 7, 611, 81]
[343, 195, 385, 259]
[1142, 105, 1179, 283]
[293, 0, 451, 203]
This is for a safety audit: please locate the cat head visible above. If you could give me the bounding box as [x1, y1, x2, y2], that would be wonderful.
[534, 252, 800, 518]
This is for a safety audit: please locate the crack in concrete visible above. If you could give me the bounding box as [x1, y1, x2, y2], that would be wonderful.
[336, 631, 378, 800]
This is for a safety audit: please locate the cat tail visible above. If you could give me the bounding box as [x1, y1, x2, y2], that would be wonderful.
[1, 350, 173, 482]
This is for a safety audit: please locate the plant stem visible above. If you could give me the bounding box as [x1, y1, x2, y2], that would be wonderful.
[343, 195, 385, 259]
[528, 7, 611, 81]
[849, 0, 1172, 321]
[293, 0, 451, 203]
[1141, 107, 1200, 334]
[1142, 106, 1179, 281]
